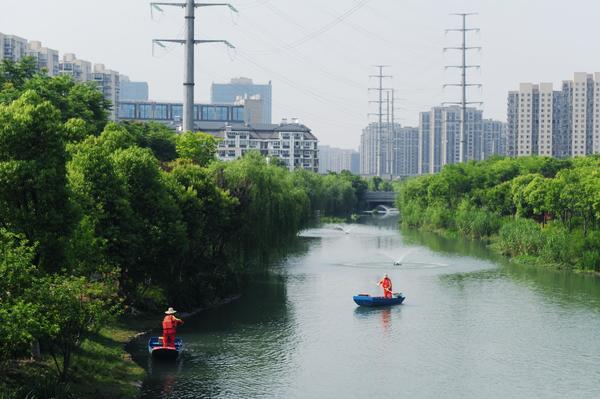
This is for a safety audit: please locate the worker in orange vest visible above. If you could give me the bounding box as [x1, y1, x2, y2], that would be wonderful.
[378, 274, 393, 299]
[162, 307, 184, 348]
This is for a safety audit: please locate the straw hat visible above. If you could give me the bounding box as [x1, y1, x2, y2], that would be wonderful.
[165, 307, 177, 315]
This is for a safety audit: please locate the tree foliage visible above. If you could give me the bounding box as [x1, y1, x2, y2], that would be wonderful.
[397, 155, 600, 271]
[0, 62, 371, 386]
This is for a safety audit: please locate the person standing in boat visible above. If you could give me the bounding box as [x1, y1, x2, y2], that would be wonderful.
[378, 274, 393, 298]
[162, 307, 184, 348]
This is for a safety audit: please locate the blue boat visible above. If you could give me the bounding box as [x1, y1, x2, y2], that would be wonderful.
[353, 293, 405, 307]
[148, 337, 184, 360]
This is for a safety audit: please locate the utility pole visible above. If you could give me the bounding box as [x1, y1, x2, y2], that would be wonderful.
[368, 65, 392, 176]
[443, 13, 482, 163]
[151, 1, 237, 132]
[389, 88, 396, 179]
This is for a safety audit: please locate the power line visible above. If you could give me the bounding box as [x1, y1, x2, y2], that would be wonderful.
[443, 12, 482, 163]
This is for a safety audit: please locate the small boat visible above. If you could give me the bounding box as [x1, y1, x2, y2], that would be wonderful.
[148, 337, 184, 360]
[353, 293, 405, 307]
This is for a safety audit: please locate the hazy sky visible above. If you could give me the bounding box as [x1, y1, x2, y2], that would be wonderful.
[2, 0, 599, 149]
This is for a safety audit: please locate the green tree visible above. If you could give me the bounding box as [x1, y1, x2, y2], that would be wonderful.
[0, 230, 44, 361]
[176, 131, 219, 166]
[35, 276, 119, 381]
[0, 91, 75, 272]
[121, 121, 177, 162]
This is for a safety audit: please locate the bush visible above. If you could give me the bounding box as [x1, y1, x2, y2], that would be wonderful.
[497, 218, 545, 257]
[423, 203, 453, 230]
[399, 201, 424, 228]
[455, 199, 501, 239]
[539, 223, 582, 268]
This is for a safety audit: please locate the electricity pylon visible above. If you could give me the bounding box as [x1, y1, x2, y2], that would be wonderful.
[151, 1, 237, 132]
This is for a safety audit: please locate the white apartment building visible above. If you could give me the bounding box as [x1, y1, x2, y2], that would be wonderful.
[199, 120, 319, 172]
[359, 122, 397, 176]
[507, 72, 600, 158]
[418, 106, 484, 174]
[59, 53, 92, 82]
[393, 127, 419, 178]
[0, 32, 27, 63]
[482, 119, 507, 159]
[360, 123, 420, 178]
[27, 41, 59, 76]
[0, 32, 126, 122]
[93, 64, 120, 121]
[319, 145, 359, 174]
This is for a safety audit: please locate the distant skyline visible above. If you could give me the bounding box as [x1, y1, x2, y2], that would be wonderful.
[2, 0, 600, 149]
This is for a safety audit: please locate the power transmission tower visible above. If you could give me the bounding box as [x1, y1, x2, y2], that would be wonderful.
[368, 65, 392, 177]
[151, 1, 237, 132]
[443, 13, 482, 163]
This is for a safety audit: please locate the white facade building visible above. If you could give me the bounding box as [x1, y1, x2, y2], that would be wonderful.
[198, 120, 319, 172]
[27, 41, 59, 76]
[359, 122, 397, 176]
[482, 119, 507, 159]
[59, 53, 92, 82]
[319, 145, 359, 174]
[360, 123, 420, 178]
[418, 106, 484, 174]
[507, 72, 600, 158]
[0, 32, 27, 63]
[93, 64, 120, 121]
[393, 127, 419, 178]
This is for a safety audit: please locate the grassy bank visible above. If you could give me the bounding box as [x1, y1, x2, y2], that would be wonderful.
[1, 318, 152, 399]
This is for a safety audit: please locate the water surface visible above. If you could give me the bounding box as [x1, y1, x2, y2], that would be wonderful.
[132, 216, 600, 399]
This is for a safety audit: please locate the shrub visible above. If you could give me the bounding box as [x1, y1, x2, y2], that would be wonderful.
[497, 218, 544, 257]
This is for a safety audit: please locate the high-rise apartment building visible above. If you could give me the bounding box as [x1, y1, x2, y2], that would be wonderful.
[360, 123, 420, 178]
[211, 78, 272, 124]
[93, 64, 120, 121]
[59, 53, 92, 82]
[418, 112, 431, 174]
[506, 92, 519, 157]
[0, 33, 27, 63]
[0, 32, 129, 122]
[360, 122, 397, 177]
[27, 41, 59, 76]
[482, 119, 507, 159]
[507, 73, 600, 158]
[393, 127, 419, 178]
[418, 106, 484, 174]
[319, 145, 359, 174]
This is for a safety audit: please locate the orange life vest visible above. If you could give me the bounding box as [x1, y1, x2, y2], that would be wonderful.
[162, 315, 178, 330]
[381, 277, 392, 291]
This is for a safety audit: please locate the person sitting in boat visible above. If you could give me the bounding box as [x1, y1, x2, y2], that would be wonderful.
[378, 274, 393, 299]
[162, 307, 184, 348]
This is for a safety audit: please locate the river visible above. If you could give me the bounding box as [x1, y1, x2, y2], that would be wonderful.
[131, 216, 600, 399]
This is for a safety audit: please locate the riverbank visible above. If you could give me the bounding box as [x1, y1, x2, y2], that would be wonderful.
[400, 219, 600, 275]
[397, 157, 600, 274]
[1, 318, 149, 399]
[1, 295, 242, 399]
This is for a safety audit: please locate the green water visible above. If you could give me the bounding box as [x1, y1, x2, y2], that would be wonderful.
[132, 216, 600, 398]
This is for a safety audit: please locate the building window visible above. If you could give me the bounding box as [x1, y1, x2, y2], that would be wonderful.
[155, 104, 168, 120]
[118, 103, 135, 119]
[139, 104, 152, 119]
[172, 105, 183, 121]
[232, 107, 245, 121]
[202, 106, 229, 121]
